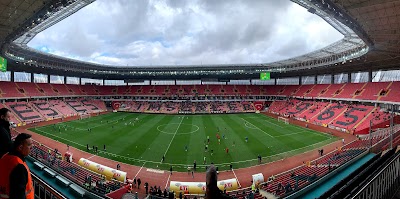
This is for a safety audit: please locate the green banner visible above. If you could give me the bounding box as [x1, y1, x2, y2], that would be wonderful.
[0, 56, 7, 72]
[260, 72, 270, 80]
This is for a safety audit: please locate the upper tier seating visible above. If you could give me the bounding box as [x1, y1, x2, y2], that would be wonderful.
[0, 81, 399, 103]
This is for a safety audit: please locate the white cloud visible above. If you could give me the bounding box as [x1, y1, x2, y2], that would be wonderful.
[28, 0, 343, 66]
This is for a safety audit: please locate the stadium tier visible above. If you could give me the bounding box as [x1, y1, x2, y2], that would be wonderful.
[0, 81, 399, 102]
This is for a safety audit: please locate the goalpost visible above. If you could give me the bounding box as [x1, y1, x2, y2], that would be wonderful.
[80, 114, 91, 120]
[278, 116, 289, 124]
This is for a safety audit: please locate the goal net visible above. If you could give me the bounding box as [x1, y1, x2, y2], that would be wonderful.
[278, 117, 289, 124]
[80, 114, 91, 120]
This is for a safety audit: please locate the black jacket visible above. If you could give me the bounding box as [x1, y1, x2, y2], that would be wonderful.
[0, 119, 12, 158]
[8, 151, 29, 199]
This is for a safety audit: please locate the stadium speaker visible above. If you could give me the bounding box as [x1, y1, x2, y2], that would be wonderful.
[308, 8, 316, 14]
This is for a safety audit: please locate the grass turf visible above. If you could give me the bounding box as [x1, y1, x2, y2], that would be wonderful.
[29, 112, 337, 171]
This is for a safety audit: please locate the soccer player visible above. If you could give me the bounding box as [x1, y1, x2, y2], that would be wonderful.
[226, 148, 229, 153]
[211, 149, 213, 156]
[203, 156, 206, 164]
[185, 145, 188, 152]
[207, 135, 210, 144]
[245, 136, 248, 143]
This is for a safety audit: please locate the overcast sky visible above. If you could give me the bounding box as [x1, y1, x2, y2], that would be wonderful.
[28, 0, 343, 66]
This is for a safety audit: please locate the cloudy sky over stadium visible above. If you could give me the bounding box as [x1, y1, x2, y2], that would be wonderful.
[28, 0, 343, 66]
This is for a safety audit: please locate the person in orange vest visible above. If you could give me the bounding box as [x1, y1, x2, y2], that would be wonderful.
[0, 133, 34, 199]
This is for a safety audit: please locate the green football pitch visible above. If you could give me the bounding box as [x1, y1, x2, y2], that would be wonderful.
[30, 112, 337, 171]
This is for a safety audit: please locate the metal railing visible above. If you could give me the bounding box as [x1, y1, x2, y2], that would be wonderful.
[351, 149, 400, 199]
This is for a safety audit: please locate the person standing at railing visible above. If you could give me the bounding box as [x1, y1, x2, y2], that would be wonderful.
[0, 133, 34, 199]
[0, 108, 13, 158]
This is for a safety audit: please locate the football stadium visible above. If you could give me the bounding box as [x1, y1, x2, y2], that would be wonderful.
[0, 0, 399, 199]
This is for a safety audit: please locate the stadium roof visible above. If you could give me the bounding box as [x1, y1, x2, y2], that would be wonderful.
[0, 0, 52, 44]
[1, 0, 400, 80]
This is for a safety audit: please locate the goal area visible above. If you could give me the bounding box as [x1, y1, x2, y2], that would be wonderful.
[80, 114, 91, 120]
[278, 116, 289, 124]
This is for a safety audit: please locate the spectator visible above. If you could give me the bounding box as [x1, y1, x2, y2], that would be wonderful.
[144, 182, 148, 194]
[0, 108, 13, 158]
[163, 189, 168, 198]
[206, 165, 232, 199]
[137, 178, 141, 189]
[248, 191, 254, 199]
[0, 133, 34, 199]
[169, 191, 174, 199]
[158, 187, 162, 197]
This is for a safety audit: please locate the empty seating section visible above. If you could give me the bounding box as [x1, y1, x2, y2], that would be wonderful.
[318, 84, 343, 98]
[334, 83, 365, 99]
[0, 82, 25, 98]
[0, 99, 105, 124]
[6, 101, 43, 123]
[356, 82, 390, 101]
[36, 83, 58, 96]
[80, 85, 98, 95]
[280, 85, 300, 96]
[293, 84, 313, 97]
[268, 101, 289, 114]
[50, 84, 72, 96]
[313, 103, 348, 126]
[380, 81, 400, 102]
[300, 102, 330, 122]
[30, 100, 62, 119]
[65, 85, 83, 95]
[16, 82, 44, 97]
[306, 84, 329, 98]
[0, 81, 397, 102]
[269, 100, 390, 134]
[49, 100, 77, 116]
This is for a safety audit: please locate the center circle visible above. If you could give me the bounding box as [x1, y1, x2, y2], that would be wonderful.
[157, 123, 200, 135]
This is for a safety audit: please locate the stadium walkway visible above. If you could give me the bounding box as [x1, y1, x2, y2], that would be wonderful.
[299, 153, 376, 199]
